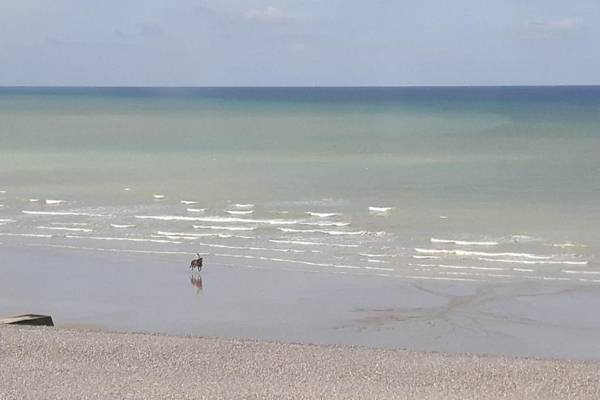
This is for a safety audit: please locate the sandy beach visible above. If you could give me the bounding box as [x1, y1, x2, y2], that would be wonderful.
[1, 324, 599, 399]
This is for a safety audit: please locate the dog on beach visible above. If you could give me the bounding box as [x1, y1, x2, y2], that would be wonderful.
[190, 254, 203, 271]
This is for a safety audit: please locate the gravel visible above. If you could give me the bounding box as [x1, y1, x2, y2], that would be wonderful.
[1, 325, 599, 399]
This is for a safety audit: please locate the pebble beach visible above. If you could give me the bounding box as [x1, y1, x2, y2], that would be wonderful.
[2, 325, 600, 400]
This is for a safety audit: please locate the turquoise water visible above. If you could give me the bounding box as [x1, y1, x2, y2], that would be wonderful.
[1, 87, 599, 284]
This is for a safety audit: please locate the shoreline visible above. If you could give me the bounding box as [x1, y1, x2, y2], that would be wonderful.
[2, 244, 600, 360]
[2, 324, 600, 399]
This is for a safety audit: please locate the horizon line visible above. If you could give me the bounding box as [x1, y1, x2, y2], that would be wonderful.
[1, 84, 599, 89]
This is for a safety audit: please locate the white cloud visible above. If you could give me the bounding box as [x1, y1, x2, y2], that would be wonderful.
[244, 6, 287, 23]
[521, 18, 585, 38]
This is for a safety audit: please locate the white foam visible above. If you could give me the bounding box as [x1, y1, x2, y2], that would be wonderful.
[364, 266, 394, 271]
[477, 257, 589, 266]
[29, 199, 40, 203]
[22, 210, 108, 217]
[225, 210, 253, 215]
[198, 243, 305, 253]
[409, 262, 504, 272]
[415, 248, 552, 260]
[187, 208, 206, 213]
[135, 215, 302, 225]
[367, 259, 390, 264]
[0, 232, 53, 238]
[52, 222, 89, 226]
[300, 221, 350, 227]
[110, 224, 136, 228]
[412, 255, 441, 260]
[0, 218, 15, 223]
[269, 239, 359, 248]
[360, 253, 395, 258]
[431, 238, 499, 246]
[0, 190, 6, 194]
[30, 243, 197, 256]
[279, 227, 366, 236]
[214, 253, 361, 270]
[180, 200, 197, 205]
[369, 206, 392, 213]
[155, 231, 254, 240]
[153, 194, 165, 199]
[234, 203, 254, 209]
[306, 212, 341, 218]
[123, 187, 131, 191]
[513, 268, 535, 272]
[37, 226, 93, 233]
[437, 264, 504, 271]
[562, 270, 600, 275]
[402, 275, 479, 282]
[45, 199, 65, 205]
[66, 235, 182, 244]
[156, 231, 223, 238]
[193, 225, 256, 231]
[553, 242, 586, 248]
[439, 216, 448, 219]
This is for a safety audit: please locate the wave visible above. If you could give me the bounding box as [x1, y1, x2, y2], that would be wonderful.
[0, 190, 6, 194]
[29, 199, 40, 202]
[0, 232, 52, 238]
[65, 235, 182, 244]
[412, 255, 441, 260]
[135, 215, 302, 225]
[225, 210, 253, 215]
[360, 253, 400, 258]
[180, 200, 197, 205]
[367, 259, 390, 264]
[369, 206, 393, 214]
[410, 262, 503, 271]
[22, 210, 108, 217]
[234, 203, 254, 209]
[513, 268, 536, 272]
[214, 253, 361, 269]
[477, 257, 589, 266]
[193, 225, 256, 231]
[187, 208, 206, 213]
[45, 199, 65, 205]
[153, 194, 165, 199]
[196, 243, 305, 253]
[414, 248, 552, 260]
[431, 238, 499, 246]
[269, 239, 359, 248]
[110, 224, 136, 228]
[37, 226, 93, 233]
[305, 212, 341, 218]
[0, 218, 15, 223]
[364, 266, 394, 271]
[279, 227, 366, 236]
[562, 270, 600, 275]
[30, 243, 198, 256]
[300, 221, 350, 227]
[553, 242, 587, 248]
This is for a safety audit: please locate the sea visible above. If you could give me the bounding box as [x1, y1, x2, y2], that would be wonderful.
[1, 86, 599, 286]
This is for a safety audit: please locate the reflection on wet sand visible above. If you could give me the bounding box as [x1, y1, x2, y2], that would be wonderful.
[190, 274, 203, 293]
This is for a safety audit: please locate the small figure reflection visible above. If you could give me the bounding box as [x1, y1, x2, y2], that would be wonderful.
[190, 274, 203, 294]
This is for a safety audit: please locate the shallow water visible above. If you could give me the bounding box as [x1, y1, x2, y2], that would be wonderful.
[1, 87, 600, 285]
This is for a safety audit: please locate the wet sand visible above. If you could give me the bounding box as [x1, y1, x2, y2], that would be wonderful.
[2, 325, 600, 399]
[2, 245, 600, 360]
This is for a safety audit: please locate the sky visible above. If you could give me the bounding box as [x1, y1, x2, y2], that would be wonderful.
[0, 0, 598, 86]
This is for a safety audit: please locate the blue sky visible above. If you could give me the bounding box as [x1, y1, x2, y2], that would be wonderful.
[0, 0, 598, 86]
